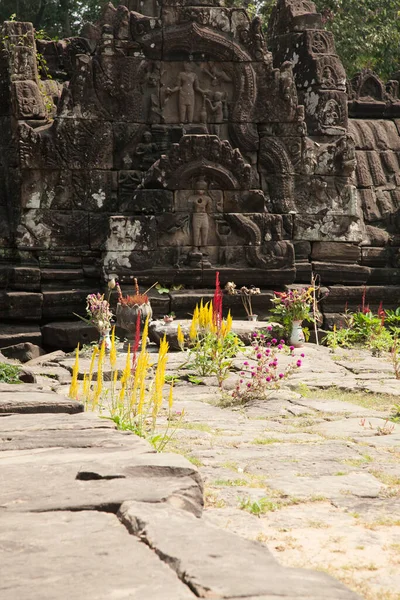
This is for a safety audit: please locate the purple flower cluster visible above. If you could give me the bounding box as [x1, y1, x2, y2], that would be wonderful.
[86, 293, 113, 330]
[232, 333, 304, 403]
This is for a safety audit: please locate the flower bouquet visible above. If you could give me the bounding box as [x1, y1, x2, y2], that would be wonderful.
[270, 287, 314, 347]
[225, 281, 261, 320]
[75, 292, 114, 350]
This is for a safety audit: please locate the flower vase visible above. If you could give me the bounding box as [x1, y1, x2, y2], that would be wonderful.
[290, 320, 305, 348]
[116, 302, 153, 350]
[247, 314, 258, 322]
[98, 327, 112, 352]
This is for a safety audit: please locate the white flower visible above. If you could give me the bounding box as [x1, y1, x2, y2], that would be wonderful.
[108, 278, 116, 289]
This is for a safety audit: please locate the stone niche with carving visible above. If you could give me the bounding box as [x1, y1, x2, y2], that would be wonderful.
[0, 0, 398, 311]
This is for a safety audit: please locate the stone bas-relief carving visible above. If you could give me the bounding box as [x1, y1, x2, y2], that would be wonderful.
[0, 0, 399, 301]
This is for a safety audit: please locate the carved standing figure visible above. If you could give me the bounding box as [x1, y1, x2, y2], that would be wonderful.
[206, 91, 224, 136]
[189, 177, 211, 252]
[166, 62, 207, 123]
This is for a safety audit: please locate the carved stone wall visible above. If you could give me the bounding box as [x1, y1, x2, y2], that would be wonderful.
[0, 0, 399, 326]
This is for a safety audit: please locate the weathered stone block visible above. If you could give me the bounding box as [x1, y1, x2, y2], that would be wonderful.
[106, 216, 157, 252]
[223, 190, 266, 213]
[1, 342, 45, 363]
[361, 247, 390, 267]
[312, 262, 370, 285]
[367, 268, 400, 285]
[1, 291, 43, 321]
[8, 266, 41, 291]
[119, 189, 173, 215]
[12, 81, 46, 120]
[0, 324, 42, 349]
[320, 285, 400, 312]
[311, 242, 361, 263]
[16, 210, 90, 250]
[294, 214, 363, 243]
[42, 288, 92, 319]
[41, 321, 98, 349]
[293, 241, 311, 260]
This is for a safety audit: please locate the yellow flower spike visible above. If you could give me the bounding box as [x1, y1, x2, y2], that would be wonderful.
[225, 311, 233, 336]
[168, 382, 174, 410]
[110, 326, 117, 370]
[189, 312, 198, 342]
[220, 321, 226, 339]
[68, 344, 80, 400]
[93, 340, 105, 408]
[177, 323, 185, 350]
[208, 302, 214, 331]
[141, 316, 149, 352]
[86, 345, 98, 406]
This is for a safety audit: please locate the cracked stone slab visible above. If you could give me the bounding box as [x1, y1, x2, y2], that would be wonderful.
[0, 444, 203, 516]
[361, 381, 400, 396]
[267, 472, 384, 500]
[0, 511, 196, 600]
[118, 501, 361, 599]
[0, 390, 83, 413]
[335, 359, 395, 375]
[314, 417, 400, 439]
[0, 412, 115, 433]
[290, 397, 385, 417]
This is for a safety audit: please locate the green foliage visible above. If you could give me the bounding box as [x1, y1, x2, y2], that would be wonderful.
[0, 0, 110, 38]
[315, 0, 400, 80]
[238, 496, 278, 515]
[189, 331, 243, 386]
[323, 309, 395, 354]
[0, 362, 21, 384]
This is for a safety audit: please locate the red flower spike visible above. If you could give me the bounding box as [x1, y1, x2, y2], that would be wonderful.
[213, 271, 223, 331]
[131, 312, 141, 373]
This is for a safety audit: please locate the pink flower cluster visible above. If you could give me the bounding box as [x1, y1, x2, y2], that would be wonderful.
[232, 332, 304, 403]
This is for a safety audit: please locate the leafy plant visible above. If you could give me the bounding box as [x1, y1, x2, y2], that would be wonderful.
[238, 496, 278, 515]
[391, 336, 400, 380]
[187, 301, 242, 387]
[182, 272, 243, 388]
[187, 375, 203, 385]
[0, 362, 21, 384]
[323, 305, 395, 355]
[391, 404, 400, 423]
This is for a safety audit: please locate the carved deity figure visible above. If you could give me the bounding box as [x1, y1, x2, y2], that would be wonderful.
[321, 99, 341, 127]
[135, 131, 158, 169]
[206, 92, 224, 136]
[189, 177, 211, 252]
[166, 63, 207, 123]
[321, 66, 337, 88]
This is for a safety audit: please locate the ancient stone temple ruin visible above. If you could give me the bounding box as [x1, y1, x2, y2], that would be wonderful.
[0, 0, 399, 329]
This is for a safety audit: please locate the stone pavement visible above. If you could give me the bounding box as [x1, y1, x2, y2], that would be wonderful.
[166, 344, 400, 600]
[1, 343, 399, 599]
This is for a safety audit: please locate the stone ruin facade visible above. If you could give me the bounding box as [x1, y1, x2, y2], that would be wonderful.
[0, 0, 399, 325]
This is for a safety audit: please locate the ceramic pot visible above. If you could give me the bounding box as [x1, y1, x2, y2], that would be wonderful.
[247, 314, 258, 322]
[116, 302, 152, 348]
[289, 320, 305, 348]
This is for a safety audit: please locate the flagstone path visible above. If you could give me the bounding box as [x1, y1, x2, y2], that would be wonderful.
[1, 341, 399, 599]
